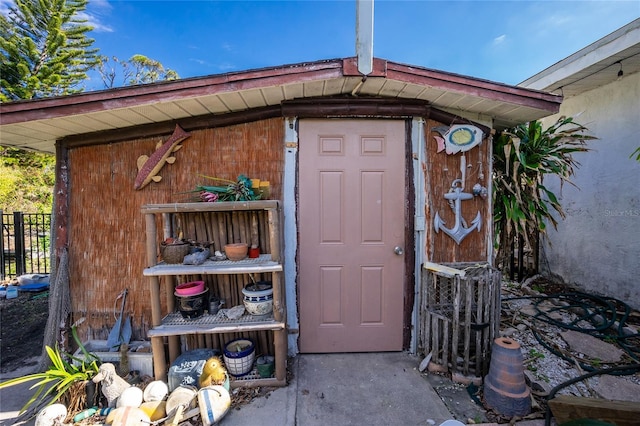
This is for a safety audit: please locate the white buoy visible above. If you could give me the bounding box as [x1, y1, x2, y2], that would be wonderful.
[35, 403, 67, 426]
[117, 386, 144, 407]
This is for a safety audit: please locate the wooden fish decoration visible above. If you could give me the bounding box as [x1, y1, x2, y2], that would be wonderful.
[433, 124, 483, 155]
[134, 124, 191, 190]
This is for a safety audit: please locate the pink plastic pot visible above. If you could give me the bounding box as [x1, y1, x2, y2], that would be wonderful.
[175, 281, 205, 296]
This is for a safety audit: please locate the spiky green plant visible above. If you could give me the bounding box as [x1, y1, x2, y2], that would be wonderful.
[0, 326, 100, 414]
[493, 116, 597, 273]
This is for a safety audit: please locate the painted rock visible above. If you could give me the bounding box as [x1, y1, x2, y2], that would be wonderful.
[143, 380, 169, 402]
[106, 406, 150, 426]
[198, 385, 231, 426]
[139, 400, 167, 421]
[35, 403, 67, 426]
[117, 386, 144, 407]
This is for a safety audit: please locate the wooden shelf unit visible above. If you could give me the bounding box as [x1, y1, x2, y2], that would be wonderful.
[142, 201, 286, 387]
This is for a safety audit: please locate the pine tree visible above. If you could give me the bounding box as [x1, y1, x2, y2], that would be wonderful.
[0, 0, 99, 101]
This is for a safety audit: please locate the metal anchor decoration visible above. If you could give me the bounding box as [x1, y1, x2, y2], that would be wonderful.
[434, 179, 482, 244]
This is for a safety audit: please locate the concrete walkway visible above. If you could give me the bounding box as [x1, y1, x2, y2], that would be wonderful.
[224, 352, 454, 425]
[1, 352, 456, 425]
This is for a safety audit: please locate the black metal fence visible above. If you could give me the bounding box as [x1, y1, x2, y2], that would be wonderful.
[1, 211, 51, 280]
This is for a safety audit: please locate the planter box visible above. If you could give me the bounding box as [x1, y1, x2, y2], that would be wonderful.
[74, 340, 153, 377]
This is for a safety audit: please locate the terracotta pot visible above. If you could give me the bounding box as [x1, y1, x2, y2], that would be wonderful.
[483, 337, 531, 417]
[224, 243, 248, 261]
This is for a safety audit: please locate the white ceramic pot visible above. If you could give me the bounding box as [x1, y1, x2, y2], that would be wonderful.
[241, 282, 273, 316]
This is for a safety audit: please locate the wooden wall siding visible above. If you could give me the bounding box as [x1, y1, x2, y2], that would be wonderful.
[68, 118, 285, 342]
[423, 119, 490, 263]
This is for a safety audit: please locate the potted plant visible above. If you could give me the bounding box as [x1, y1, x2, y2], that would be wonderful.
[0, 325, 101, 417]
[222, 338, 255, 377]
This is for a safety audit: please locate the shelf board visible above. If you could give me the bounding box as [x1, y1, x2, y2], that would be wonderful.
[229, 369, 286, 388]
[144, 255, 282, 276]
[148, 311, 285, 337]
[141, 200, 279, 214]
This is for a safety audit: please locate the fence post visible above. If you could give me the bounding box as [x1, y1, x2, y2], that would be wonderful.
[0, 209, 4, 281]
[13, 211, 25, 276]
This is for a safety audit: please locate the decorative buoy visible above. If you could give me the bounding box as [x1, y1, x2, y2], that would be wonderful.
[117, 386, 144, 407]
[198, 385, 231, 426]
[35, 403, 67, 426]
[143, 380, 169, 402]
[483, 337, 531, 417]
[107, 406, 150, 426]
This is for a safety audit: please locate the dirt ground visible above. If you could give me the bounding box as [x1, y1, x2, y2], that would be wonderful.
[0, 290, 48, 373]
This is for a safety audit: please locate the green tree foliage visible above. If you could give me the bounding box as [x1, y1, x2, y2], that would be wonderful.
[0, 0, 99, 101]
[0, 146, 55, 213]
[96, 54, 179, 89]
[493, 117, 597, 272]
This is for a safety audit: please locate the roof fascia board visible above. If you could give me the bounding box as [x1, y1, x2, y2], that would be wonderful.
[385, 61, 562, 113]
[0, 60, 345, 125]
[520, 18, 640, 90]
[1, 56, 562, 127]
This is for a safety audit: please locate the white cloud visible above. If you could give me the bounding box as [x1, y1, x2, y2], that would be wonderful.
[84, 0, 113, 33]
[78, 11, 113, 33]
[221, 42, 234, 52]
[493, 34, 507, 46]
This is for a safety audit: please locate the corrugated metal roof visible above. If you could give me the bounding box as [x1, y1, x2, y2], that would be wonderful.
[0, 57, 562, 154]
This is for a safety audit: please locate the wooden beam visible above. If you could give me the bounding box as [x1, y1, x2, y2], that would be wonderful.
[549, 395, 640, 426]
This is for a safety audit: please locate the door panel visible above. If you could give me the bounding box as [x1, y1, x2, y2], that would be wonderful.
[298, 119, 406, 353]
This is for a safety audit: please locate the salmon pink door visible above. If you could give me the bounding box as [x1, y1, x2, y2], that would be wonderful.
[298, 119, 406, 353]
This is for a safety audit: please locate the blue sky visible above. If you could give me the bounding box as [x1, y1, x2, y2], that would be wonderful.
[3, 0, 640, 89]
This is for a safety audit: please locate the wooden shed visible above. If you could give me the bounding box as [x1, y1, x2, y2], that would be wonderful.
[0, 57, 562, 383]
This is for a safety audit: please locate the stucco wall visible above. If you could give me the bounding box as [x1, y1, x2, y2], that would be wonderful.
[539, 72, 640, 309]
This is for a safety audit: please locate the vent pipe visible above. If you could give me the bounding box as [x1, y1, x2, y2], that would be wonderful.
[356, 0, 374, 76]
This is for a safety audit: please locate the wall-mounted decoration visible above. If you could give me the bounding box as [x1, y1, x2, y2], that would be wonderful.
[472, 183, 488, 199]
[434, 178, 481, 244]
[433, 124, 483, 155]
[134, 124, 191, 190]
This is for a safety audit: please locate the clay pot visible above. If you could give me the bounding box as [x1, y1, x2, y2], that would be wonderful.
[224, 243, 248, 261]
[483, 337, 531, 417]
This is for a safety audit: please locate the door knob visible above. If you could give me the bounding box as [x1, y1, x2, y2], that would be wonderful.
[394, 246, 404, 256]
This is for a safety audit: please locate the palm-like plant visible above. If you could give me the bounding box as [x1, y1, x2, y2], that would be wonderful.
[493, 116, 597, 274]
[0, 326, 100, 415]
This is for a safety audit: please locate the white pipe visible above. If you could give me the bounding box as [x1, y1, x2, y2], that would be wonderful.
[356, 0, 374, 75]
